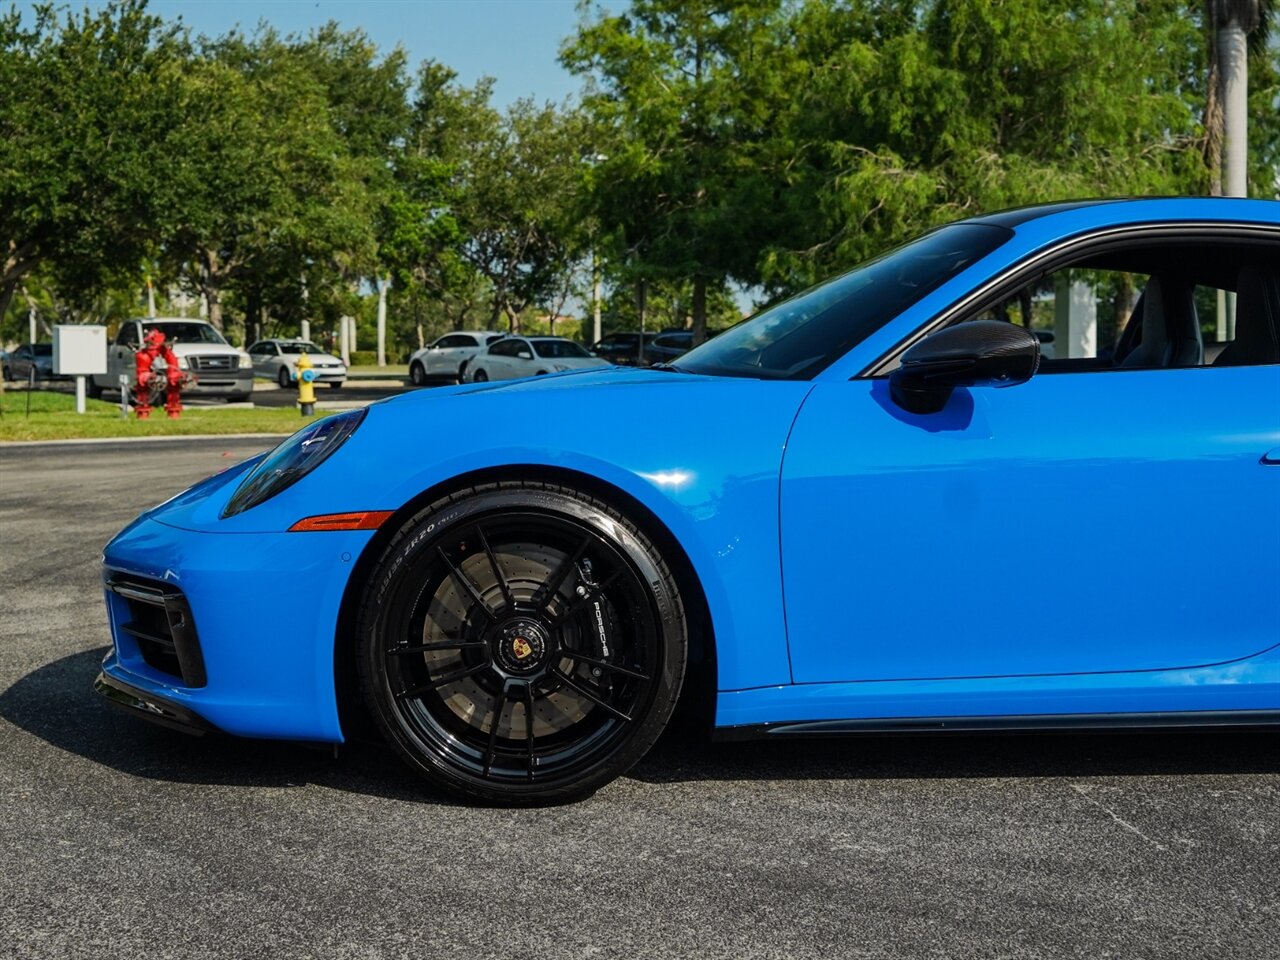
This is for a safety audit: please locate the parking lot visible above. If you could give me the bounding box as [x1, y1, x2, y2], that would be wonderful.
[1, 438, 1277, 960]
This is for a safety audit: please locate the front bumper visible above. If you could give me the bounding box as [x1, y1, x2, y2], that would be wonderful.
[94, 669, 217, 735]
[184, 371, 255, 396]
[99, 515, 374, 742]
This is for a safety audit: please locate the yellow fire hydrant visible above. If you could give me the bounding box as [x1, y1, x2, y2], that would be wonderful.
[296, 352, 317, 416]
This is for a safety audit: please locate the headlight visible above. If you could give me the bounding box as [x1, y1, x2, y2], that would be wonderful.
[239, 353, 253, 369]
[554, 363, 570, 372]
[222, 409, 366, 517]
[177, 355, 188, 370]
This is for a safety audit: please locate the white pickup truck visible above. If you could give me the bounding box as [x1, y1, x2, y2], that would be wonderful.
[90, 318, 255, 402]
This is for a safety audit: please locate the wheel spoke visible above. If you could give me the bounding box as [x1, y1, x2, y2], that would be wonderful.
[474, 523, 515, 611]
[531, 534, 593, 611]
[482, 687, 508, 777]
[523, 683, 537, 781]
[436, 545, 496, 622]
[388, 640, 488, 656]
[551, 668, 632, 722]
[397, 661, 490, 699]
[561, 649, 650, 681]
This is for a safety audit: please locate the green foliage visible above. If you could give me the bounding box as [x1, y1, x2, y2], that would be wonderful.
[2, 0, 1276, 360]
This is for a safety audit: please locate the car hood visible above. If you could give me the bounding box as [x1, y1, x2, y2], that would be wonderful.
[542, 356, 610, 369]
[283, 353, 345, 366]
[168, 343, 242, 356]
[147, 365, 815, 534]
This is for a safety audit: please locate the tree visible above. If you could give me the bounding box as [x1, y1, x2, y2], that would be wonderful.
[752, 0, 1217, 293]
[564, 0, 784, 343]
[162, 28, 378, 335]
[1205, 0, 1275, 196]
[0, 1, 186, 326]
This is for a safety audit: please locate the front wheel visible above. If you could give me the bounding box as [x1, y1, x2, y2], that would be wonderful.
[277, 366, 291, 389]
[409, 362, 426, 386]
[355, 482, 687, 805]
[472, 368, 488, 382]
[328, 381, 344, 390]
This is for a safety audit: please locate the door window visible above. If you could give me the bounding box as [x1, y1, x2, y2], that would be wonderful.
[949, 239, 1280, 371]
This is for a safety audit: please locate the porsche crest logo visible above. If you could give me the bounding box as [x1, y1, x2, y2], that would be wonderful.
[511, 636, 533, 660]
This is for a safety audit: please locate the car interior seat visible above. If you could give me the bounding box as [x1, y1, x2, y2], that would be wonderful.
[1213, 263, 1280, 367]
[1120, 275, 1203, 368]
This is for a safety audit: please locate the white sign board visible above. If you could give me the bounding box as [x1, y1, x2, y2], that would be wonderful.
[52, 324, 107, 376]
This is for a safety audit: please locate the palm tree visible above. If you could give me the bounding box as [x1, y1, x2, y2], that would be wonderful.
[1205, 0, 1273, 198]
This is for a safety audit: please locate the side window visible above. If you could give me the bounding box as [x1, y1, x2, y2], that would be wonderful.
[487, 339, 514, 357]
[116, 323, 139, 347]
[954, 239, 1280, 371]
[440, 335, 470, 349]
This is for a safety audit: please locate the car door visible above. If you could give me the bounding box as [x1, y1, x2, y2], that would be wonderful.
[108, 322, 141, 385]
[780, 239, 1280, 683]
[427, 335, 465, 377]
[248, 342, 269, 376]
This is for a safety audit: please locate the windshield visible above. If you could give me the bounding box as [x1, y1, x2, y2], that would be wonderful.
[532, 339, 590, 359]
[144, 322, 228, 345]
[33, 344, 52, 356]
[676, 223, 1011, 379]
[278, 341, 325, 355]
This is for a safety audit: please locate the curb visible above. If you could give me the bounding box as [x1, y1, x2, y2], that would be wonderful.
[1, 432, 290, 449]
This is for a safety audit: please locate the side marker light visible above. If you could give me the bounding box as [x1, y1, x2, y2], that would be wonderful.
[288, 511, 394, 532]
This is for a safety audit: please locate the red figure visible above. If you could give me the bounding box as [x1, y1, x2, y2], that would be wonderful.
[135, 329, 184, 419]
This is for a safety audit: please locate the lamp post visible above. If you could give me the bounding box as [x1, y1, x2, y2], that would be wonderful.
[582, 153, 608, 345]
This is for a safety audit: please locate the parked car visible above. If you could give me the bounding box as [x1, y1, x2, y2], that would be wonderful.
[92, 319, 254, 402]
[642, 330, 695, 366]
[248, 339, 347, 389]
[408, 331, 506, 386]
[3, 343, 61, 381]
[465, 336, 610, 382]
[590, 331, 651, 366]
[96, 198, 1280, 806]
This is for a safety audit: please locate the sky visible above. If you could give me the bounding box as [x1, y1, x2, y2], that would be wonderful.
[31, 0, 592, 108]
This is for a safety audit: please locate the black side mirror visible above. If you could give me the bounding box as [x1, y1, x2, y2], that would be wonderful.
[889, 320, 1040, 415]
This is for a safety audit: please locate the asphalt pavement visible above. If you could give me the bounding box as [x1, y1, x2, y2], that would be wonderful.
[0, 439, 1277, 960]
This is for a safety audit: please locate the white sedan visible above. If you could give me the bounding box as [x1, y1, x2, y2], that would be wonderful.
[248, 339, 348, 389]
[464, 336, 610, 382]
[408, 331, 507, 385]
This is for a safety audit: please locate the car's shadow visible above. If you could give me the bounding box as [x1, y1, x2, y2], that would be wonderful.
[3, 649, 1275, 806]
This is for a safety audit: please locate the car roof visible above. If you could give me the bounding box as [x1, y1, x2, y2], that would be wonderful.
[963, 196, 1280, 230]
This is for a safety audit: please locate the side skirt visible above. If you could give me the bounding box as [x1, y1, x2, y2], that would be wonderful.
[711, 710, 1280, 742]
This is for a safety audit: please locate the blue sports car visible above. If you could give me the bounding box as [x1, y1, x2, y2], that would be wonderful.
[97, 198, 1280, 803]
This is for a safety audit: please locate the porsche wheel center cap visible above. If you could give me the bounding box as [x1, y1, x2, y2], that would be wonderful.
[494, 619, 548, 674]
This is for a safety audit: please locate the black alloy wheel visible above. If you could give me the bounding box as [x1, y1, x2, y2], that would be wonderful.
[410, 362, 426, 386]
[356, 482, 686, 804]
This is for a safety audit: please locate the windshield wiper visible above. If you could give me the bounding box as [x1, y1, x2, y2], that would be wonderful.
[649, 363, 684, 373]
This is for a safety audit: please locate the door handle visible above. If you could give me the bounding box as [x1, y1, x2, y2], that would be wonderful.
[1263, 447, 1280, 465]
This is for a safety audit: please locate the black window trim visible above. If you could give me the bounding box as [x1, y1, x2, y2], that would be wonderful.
[859, 221, 1280, 378]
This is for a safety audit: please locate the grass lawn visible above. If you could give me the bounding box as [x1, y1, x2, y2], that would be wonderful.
[0, 389, 310, 442]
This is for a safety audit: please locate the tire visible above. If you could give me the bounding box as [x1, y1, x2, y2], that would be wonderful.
[328, 381, 344, 390]
[225, 392, 252, 404]
[409, 362, 426, 386]
[2, 365, 10, 382]
[457, 360, 469, 383]
[535, 370, 548, 376]
[472, 368, 488, 382]
[86, 378, 103, 400]
[277, 366, 291, 389]
[355, 481, 687, 805]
